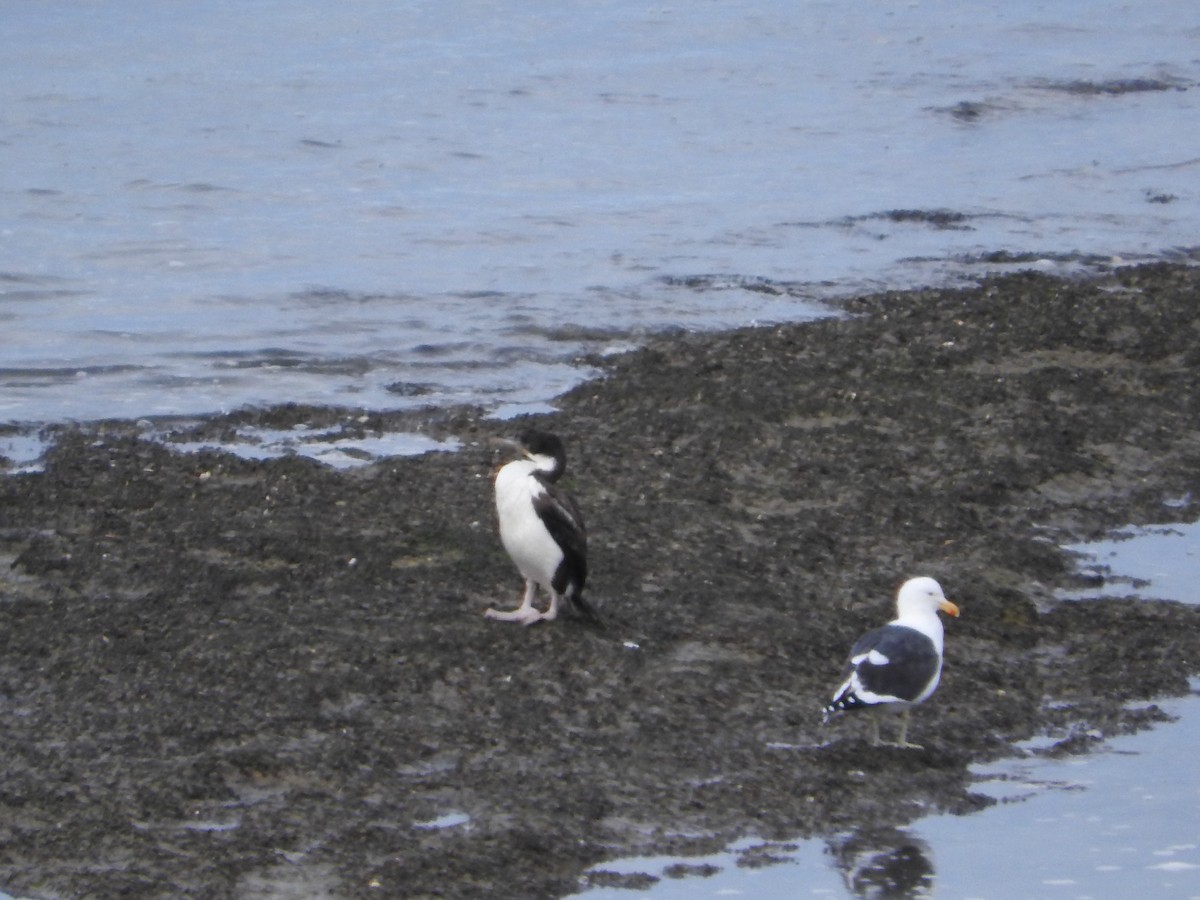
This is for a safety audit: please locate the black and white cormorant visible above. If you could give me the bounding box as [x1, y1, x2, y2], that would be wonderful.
[485, 429, 598, 626]
[823, 576, 959, 748]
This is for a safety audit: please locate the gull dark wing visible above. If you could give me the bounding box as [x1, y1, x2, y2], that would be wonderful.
[848, 625, 939, 703]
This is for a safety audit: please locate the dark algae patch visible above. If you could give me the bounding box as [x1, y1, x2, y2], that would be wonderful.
[3, 263, 1200, 898]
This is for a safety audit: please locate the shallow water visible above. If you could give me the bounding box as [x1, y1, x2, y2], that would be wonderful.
[1061, 520, 1200, 605]
[581, 689, 1200, 899]
[578, 523, 1200, 898]
[160, 423, 463, 470]
[4, 0, 1199, 440]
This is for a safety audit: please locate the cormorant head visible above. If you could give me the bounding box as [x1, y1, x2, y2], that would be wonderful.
[491, 428, 569, 481]
[518, 429, 567, 481]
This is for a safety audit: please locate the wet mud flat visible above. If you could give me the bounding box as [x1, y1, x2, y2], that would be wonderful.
[3, 263, 1200, 898]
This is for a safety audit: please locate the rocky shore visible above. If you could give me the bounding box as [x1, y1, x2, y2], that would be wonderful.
[2, 262, 1200, 898]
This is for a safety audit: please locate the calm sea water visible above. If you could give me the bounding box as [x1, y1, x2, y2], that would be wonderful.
[3, 0, 1198, 451]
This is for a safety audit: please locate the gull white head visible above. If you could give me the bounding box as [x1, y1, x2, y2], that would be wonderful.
[895, 576, 960, 621]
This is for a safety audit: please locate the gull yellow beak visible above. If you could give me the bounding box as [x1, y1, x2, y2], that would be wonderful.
[939, 598, 961, 618]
